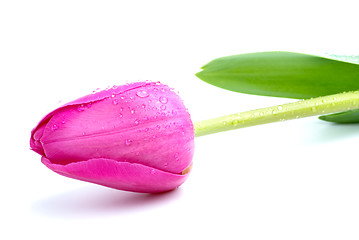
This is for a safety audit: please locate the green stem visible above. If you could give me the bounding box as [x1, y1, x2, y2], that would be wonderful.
[194, 91, 359, 137]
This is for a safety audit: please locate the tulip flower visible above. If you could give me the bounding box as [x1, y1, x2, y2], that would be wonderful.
[30, 82, 194, 193]
[30, 53, 359, 194]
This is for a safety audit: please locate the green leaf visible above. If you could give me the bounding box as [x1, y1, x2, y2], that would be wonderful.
[196, 51, 359, 99]
[319, 109, 359, 123]
[196, 51, 359, 123]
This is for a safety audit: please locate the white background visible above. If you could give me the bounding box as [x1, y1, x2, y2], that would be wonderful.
[1, 0, 359, 239]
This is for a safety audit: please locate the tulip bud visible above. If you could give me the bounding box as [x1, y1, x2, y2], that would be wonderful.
[30, 82, 194, 193]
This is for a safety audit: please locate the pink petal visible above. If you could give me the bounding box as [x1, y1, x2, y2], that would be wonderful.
[30, 82, 151, 148]
[37, 82, 194, 174]
[41, 156, 190, 193]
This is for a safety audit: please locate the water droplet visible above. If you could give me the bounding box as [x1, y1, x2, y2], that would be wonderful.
[136, 90, 149, 98]
[144, 128, 149, 132]
[125, 139, 132, 146]
[151, 169, 156, 175]
[131, 109, 135, 114]
[77, 104, 86, 112]
[311, 107, 317, 112]
[120, 107, 124, 111]
[120, 96, 125, 100]
[155, 125, 160, 130]
[119, 113, 123, 118]
[141, 104, 146, 108]
[51, 124, 58, 130]
[111, 94, 116, 98]
[165, 125, 170, 129]
[134, 119, 140, 125]
[171, 110, 177, 116]
[277, 106, 283, 110]
[231, 119, 239, 125]
[61, 120, 66, 124]
[112, 99, 119, 105]
[82, 132, 86, 136]
[160, 105, 167, 110]
[159, 96, 168, 104]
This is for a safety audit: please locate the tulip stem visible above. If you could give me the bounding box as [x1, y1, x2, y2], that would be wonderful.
[194, 91, 359, 137]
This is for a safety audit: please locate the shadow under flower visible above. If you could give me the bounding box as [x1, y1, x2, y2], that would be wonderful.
[31, 185, 183, 218]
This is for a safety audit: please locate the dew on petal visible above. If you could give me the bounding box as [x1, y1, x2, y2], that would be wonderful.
[159, 96, 168, 104]
[51, 124, 58, 131]
[131, 109, 135, 114]
[77, 104, 86, 112]
[160, 105, 166, 110]
[136, 90, 149, 98]
[134, 119, 140, 125]
[125, 139, 132, 146]
[113, 99, 119, 105]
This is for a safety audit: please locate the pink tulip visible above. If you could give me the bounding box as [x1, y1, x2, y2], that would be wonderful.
[30, 82, 194, 193]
